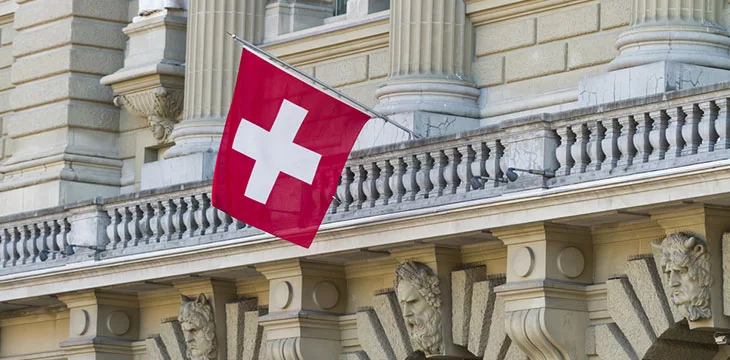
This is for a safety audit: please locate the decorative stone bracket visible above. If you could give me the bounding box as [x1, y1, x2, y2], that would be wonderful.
[114, 87, 184, 144]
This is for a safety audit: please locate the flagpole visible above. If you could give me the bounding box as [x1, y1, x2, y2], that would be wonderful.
[226, 32, 422, 140]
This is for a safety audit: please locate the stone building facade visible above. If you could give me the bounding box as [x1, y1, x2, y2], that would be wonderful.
[1, 0, 730, 359]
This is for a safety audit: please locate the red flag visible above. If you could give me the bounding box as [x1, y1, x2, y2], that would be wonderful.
[212, 48, 370, 248]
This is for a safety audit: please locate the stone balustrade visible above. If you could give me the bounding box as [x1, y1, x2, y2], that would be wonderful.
[3, 82, 730, 275]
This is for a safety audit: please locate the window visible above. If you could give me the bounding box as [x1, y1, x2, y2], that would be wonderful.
[334, 0, 347, 16]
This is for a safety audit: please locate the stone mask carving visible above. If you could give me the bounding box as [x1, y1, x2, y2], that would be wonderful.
[653, 232, 712, 321]
[394, 261, 443, 355]
[179, 293, 218, 360]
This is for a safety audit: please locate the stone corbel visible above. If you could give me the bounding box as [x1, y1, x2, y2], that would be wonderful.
[114, 87, 184, 144]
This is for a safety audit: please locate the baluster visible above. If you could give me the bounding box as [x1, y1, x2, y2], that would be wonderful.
[192, 193, 206, 236]
[571, 125, 590, 173]
[162, 199, 175, 241]
[444, 148, 460, 195]
[603, 118, 622, 170]
[1, 229, 8, 267]
[555, 127, 575, 176]
[31, 224, 42, 263]
[456, 145, 474, 193]
[222, 212, 233, 232]
[697, 101, 717, 153]
[127, 206, 143, 246]
[52, 220, 63, 258]
[633, 113, 653, 164]
[18, 226, 30, 264]
[335, 168, 353, 212]
[485, 139, 504, 186]
[416, 153, 434, 199]
[204, 194, 219, 235]
[681, 104, 702, 156]
[117, 207, 129, 247]
[390, 158, 407, 203]
[375, 160, 392, 206]
[586, 121, 604, 171]
[10, 227, 20, 266]
[648, 110, 668, 161]
[402, 155, 419, 201]
[473, 142, 487, 182]
[171, 197, 186, 240]
[235, 219, 247, 230]
[665, 107, 686, 159]
[150, 201, 163, 243]
[61, 219, 71, 256]
[431, 151, 448, 195]
[42, 222, 54, 258]
[183, 195, 199, 238]
[350, 165, 366, 209]
[139, 204, 152, 244]
[106, 208, 120, 249]
[362, 162, 379, 207]
[615, 116, 635, 169]
[715, 99, 730, 150]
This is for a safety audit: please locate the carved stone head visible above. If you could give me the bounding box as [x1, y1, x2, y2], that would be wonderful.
[179, 293, 217, 360]
[653, 232, 712, 321]
[394, 261, 442, 355]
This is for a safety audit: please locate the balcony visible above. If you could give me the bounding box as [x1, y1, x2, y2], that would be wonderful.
[2, 80, 730, 278]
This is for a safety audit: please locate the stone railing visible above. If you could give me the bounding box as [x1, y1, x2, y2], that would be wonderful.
[3, 82, 730, 274]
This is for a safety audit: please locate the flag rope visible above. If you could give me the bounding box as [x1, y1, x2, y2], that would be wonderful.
[226, 32, 422, 140]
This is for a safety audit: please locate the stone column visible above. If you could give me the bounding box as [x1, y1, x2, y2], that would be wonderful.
[579, 0, 730, 106]
[256, 260, 347, 360]
[58, 291, 140, 360]
[375, 0, 480, 138]
[493, 223, 593, 360]
[154, 0, 264, 186]
[609, 0, 730, 71]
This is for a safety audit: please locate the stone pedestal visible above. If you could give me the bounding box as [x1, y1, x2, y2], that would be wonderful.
[375, 0, 480, 138]
[264, 0, 333, 40]
[58, 291, 140, 360]
[256, 260, 347, 360]
[0, 0, 128, 215]
[579, 61, 730, 107]
[493, 223, 593, 360]
[153, 0, 264, 186]
[346, 0, 388, 19]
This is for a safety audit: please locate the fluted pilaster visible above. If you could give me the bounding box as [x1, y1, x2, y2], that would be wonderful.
[376, 0, 480, 119]
[165, 0, 265, 159]
[609, 0, 730, 70]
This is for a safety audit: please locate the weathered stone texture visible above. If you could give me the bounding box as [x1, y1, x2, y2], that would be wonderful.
[568, 30, 620, 69]
[159, 318, 187, 360]
[340, 351, 370, 360]
[372, 291, 412, 360]
[357, 308, 396, 360]
[626, 256, 672, 337]
[369, 50, 389, 79]
[601, 0, 632, 29]
[473, 55, 504, 87]
[505, 42, 566, 82]
[451, 266, 486, 346]
[13, 18, 126, 58]
[607, 276, 656, 357]
[467, 278, 498, 356]
[13, 0, 129, 31]
[724, 232, 730, 316]
[476, 19, 535, 56]
[585, 324, 635, 360]
[146, 336, 171, 360]
[481, 277, 511, 360]
[537, 4, 599, 43]
[316, 55, 368, 87]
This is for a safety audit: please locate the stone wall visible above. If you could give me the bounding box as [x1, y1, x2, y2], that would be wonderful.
[471, 0, 631, 121]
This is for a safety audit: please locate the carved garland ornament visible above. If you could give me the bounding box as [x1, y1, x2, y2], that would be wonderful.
[652, 232, 712, 321]
[113, 87, 184, 144]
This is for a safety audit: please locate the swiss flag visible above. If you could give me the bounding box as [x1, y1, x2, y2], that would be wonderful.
[212, 48, 370, 248]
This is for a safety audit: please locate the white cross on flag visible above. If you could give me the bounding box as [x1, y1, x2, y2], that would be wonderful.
[212, 48, 370, 248]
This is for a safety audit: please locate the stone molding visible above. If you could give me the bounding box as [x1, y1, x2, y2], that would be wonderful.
[113, 87, 184, 144]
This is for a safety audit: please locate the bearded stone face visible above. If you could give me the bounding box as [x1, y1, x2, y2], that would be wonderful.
[397, 280, 442, 354]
